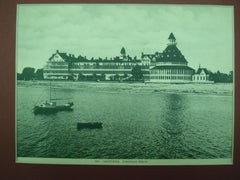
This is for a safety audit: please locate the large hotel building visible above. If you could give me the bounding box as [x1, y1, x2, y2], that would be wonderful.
[43, 33, 211, 83]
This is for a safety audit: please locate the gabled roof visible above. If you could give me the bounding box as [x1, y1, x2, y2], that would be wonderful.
[48, 53, 57, 60]
[59, 53, 69, 59]
[196, 68, 210, 75]
[49, 51, 85, 62]
[48, 52, 69, 61]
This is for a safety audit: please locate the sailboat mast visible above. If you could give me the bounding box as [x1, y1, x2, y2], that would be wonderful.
[50, 80, 51, 102]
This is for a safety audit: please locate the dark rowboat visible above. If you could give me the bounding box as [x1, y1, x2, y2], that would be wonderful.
[77, 122, 103, 130]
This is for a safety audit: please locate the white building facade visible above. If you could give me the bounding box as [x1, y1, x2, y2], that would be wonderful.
[192, 68, 214, 83]
[43, 33, 213, 83]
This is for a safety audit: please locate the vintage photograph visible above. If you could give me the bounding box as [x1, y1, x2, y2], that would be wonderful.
[16, 4, 234, 165]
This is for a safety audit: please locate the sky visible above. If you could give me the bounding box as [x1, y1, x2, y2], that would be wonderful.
[16, 4, 234, 73]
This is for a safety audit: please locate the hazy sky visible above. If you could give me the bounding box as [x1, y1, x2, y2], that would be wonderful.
[16, 4, 234, 73]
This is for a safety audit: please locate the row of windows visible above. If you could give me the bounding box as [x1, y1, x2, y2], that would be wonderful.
[150, 75, 192, 80]
[44, 75, 68, 79]
[44, 69, 149, 74]
[47, 66, 68, 69]
[154, 62, 187, 65]
[45, 70, 132, 74]
[70, 64, 149, 69]
[193, 76, 208, 80]
[75, 62, 142, 65]
[45, 65, 150, 70]
[48, 61, 150, 66]
[47, 62, 68, 66]
[44, 70, 69, 73]
[151, 69, 193, 75]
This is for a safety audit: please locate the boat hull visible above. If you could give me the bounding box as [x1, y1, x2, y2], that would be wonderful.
[33, 103, 73, 114]
[77, 122, 103, 130]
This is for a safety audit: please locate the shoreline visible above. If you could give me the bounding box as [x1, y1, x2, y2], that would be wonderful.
[17, 80, 233, 96]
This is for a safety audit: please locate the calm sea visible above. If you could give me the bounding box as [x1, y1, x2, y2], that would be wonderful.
[17, 81, 233, 159]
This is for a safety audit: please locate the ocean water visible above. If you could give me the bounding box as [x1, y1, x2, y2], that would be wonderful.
[17, 81, 233, 159]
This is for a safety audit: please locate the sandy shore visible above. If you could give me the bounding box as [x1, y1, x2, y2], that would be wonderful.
[17, 80, 233, 96]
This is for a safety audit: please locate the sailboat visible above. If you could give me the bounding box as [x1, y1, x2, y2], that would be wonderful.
[33, 81, 74, 114]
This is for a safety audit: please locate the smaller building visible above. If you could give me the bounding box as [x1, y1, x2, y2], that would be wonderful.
[192, 67, 213, 83]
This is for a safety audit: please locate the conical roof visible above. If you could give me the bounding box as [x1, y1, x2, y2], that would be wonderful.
[155, 33, 187, 63]
[168, 32, 176, 40]
[156, 45, 188, 64]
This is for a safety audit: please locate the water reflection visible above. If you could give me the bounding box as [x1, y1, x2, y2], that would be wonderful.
[161, 94, 189, 158]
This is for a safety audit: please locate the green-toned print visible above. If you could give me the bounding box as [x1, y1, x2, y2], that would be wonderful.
[16, 4, 234, 165]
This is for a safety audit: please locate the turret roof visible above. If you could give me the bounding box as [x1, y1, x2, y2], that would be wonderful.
[168, 32, 176, 40]
[157, 45, 188, 63]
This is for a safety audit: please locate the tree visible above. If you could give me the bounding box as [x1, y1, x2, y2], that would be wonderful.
[109, 76, 114, 81]
[92, 73, 97, 81]
[114, 74, 120, 81]
[78, 72, 85, 81]
[17, 73, 23, 80]
[100, 73, 106, 81]
[131, 65, 143, 81]
[35, 68, 43, 80]
[123, 73, 128, 78]
[68, 74, 74, 81]
[209, 70, 233, 83]
[21, 67, 35, 80]
[229, 71, 233, 82]
[120, 47, 126, 57]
